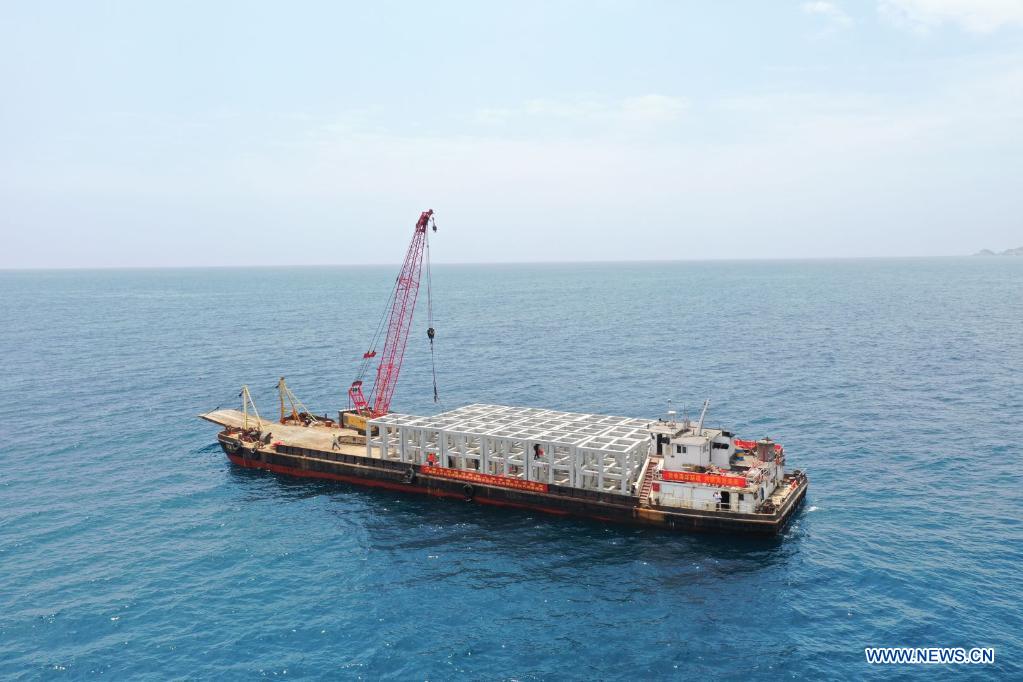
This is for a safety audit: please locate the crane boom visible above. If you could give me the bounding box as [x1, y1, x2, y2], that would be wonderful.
[348, 209, 435, 418]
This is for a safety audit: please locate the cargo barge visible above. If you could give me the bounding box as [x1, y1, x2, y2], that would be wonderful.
[198, 210, 806, 535]
[200, 401, 807, 535]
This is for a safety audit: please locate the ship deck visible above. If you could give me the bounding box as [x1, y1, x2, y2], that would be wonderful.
[198, 409, 368, 458]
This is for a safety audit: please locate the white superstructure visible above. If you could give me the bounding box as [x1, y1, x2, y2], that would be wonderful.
[646, 416, 786, 513]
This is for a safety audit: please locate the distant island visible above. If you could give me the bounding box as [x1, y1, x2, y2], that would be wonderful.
[974, 247, 1023, 256]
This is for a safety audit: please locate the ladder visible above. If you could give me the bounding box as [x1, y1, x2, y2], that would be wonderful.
[638, 456, 661, 507]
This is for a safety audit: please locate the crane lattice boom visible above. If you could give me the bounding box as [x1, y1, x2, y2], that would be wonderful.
[349, 209, 435, 417]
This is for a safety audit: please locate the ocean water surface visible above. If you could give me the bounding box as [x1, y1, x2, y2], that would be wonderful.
[1, 258, 1021, 679]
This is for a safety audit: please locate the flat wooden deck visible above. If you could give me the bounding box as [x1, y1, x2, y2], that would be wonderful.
[199, 409, 369, 458]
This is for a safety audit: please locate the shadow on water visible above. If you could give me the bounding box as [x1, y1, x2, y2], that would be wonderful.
[221, 456, 797, 575]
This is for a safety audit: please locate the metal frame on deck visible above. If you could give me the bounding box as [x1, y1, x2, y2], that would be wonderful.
[367, 404, 651, 495]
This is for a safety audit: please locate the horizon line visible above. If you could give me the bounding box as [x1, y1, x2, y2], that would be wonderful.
[0, 254, 997, 272]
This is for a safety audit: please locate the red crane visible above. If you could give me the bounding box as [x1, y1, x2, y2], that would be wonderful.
[348, 209, 437, 420]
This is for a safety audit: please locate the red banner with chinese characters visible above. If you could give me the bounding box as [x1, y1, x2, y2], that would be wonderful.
[734, 438, 784, 453]
[661, 470, 747, 488]
[422, 465, 549, 493]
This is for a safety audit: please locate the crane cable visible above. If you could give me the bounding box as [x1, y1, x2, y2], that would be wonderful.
[354, 259, 402, 402]
[425, 218, 439, 403]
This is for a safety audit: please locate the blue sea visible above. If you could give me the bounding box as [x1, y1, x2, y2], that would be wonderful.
[1, 258, 1021, 679]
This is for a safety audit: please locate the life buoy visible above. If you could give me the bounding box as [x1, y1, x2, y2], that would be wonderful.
[463, 484, 474, 501]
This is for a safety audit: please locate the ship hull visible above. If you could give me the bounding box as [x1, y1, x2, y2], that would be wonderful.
[219, 435, 807, 535]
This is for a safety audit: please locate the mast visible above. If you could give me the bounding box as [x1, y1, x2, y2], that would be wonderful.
[278, 377, 318, 424]
[278, 377, 286, 423]
[696, 399, 710, 436]
[240, 385, 261, 432]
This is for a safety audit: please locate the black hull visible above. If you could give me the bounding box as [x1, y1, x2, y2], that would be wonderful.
[219, 434, 807, 536]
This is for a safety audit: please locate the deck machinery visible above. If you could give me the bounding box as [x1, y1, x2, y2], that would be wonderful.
[343, 209, 437, 433]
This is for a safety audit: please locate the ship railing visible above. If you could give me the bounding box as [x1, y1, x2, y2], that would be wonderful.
[656, 498, 782, 515]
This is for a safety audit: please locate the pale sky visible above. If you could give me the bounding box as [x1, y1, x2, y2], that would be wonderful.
[2, 1, 1021, 268]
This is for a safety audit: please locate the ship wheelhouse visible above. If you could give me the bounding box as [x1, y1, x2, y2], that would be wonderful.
[647, 418, 786, 514]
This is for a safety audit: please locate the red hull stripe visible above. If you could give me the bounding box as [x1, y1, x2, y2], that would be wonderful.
[227, 454, 573, 517]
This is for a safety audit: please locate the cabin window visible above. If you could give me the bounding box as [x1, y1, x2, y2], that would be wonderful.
[681, 446, 687, 454]
[738, 494, 745, 501]
[676, 445, 682, 454]
[712, 442, 729, 450]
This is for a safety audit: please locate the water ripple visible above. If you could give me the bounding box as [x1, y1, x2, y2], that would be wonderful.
[1, 260, 1021, 678]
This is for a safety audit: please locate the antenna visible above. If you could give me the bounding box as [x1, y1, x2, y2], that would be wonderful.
[667, 399, 677, 426]
[696, 399, 710, 436]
